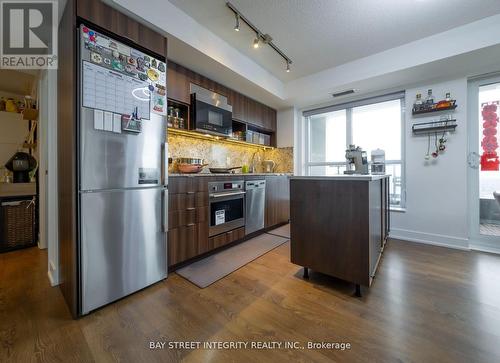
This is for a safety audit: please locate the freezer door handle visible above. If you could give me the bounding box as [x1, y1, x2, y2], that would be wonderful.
[162, 189, 168, 232]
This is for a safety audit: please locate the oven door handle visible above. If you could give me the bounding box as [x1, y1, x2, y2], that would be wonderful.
[209, 191, 246, 199]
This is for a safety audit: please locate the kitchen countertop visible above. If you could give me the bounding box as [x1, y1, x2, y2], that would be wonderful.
[0, 182, 36, 197]
[169, 173, 292, 177]
[291, 174, 390, 181]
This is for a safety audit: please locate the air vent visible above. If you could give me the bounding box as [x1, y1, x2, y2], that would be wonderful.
[332, 89, 355, 98]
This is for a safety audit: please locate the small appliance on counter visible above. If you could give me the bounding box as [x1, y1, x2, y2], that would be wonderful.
[262, 160, 276, 173]
[371, 149, 386, 175]
[4, 151, 37, 183]
[344, 145, 368, 175]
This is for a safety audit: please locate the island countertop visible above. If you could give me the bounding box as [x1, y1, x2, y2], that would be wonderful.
[290, 174, 389, 181]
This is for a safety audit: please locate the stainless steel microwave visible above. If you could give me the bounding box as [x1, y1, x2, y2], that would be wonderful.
[190, 84, 232, 137]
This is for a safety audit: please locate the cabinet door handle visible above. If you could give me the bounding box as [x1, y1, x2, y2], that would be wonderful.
[186, 223, 196, 227]
[186, 207, 195, 211]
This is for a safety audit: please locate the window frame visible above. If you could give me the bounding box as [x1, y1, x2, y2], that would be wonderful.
[304, 94, 406, 209]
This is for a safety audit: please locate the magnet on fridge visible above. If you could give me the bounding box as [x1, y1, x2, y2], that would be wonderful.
[93, 109, 104, 130]
[112, 113, 122, 134]
[104, 112, 113, 131]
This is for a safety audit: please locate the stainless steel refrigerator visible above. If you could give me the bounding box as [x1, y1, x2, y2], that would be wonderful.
[78, 24, 168, 314]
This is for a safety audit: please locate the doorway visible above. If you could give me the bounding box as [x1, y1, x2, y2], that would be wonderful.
[0, 69, 58, 284]
[468, 76, 500, 252]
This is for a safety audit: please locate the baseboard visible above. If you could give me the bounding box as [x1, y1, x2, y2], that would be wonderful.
[389, 228, 470, 251]
[470, 240, 500, 255]
[48, 261, 59, 286]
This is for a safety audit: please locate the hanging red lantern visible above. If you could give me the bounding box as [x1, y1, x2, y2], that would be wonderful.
[480, 101, 499, 171]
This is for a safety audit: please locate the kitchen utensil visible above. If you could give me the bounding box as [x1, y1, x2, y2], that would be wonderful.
[263, 160, 276, 173]
[209, 166, 242, 174]
[177, 163, 207, 174]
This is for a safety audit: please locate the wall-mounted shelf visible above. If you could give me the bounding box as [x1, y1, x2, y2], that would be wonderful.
[167, 127, 274, 150]
[412, 119, 457, 134]
[412, 104, 457, 116]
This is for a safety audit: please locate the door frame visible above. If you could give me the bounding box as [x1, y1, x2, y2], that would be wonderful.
[467, 75, 500, 254]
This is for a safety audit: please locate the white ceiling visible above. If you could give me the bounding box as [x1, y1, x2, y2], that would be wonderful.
[168, 0, 500, 81]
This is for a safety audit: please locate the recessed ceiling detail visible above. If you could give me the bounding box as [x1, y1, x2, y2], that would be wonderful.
[168, 0, 500, 82]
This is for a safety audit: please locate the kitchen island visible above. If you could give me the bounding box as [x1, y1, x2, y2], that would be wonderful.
[290, 175, 390, 296]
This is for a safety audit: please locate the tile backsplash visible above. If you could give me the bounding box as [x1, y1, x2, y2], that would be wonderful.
[168, 133, 293, 173]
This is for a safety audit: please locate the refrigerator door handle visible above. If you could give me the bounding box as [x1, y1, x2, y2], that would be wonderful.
[162, 189, 168, 232]
[162, 142, 168, 185]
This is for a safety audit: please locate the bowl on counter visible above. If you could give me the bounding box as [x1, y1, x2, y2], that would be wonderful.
[177, 163, 207, 174]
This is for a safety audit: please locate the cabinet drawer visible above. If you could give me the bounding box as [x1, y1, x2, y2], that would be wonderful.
[168, 224, 198, 266]
[169, 193, 195, 211]
[169, 177, 195, 194]
[169, 209, 196, 230]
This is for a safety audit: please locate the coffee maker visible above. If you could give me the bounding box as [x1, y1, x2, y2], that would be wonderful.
[344, 145, 369, 175]
[4, 151, 37, 183]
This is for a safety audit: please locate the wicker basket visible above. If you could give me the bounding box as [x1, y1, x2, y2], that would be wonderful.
[0, 198, 36, 252]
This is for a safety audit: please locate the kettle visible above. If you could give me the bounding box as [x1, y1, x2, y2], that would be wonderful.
[263, 160, 276, 173]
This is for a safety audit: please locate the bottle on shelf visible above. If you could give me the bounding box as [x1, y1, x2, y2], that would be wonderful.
[167, 106, 174, 127]
[425, 89, 435, 106]
[414, 93, 423, 112]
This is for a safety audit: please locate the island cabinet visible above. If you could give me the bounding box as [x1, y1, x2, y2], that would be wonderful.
[290, 176, 390, 296]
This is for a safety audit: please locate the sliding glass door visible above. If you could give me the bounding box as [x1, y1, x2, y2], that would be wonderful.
[468, 76, 500, 248]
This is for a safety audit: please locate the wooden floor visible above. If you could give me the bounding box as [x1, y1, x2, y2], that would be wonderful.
[2, 240, 500, 362]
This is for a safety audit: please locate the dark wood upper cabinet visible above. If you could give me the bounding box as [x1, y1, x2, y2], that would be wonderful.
[167, 61, 277, 132]
[76, 0, 167, 58]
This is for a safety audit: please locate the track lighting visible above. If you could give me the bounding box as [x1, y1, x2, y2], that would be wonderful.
[253, 35, 260, 49]
[234, 13, 240, 31]
[227, 2, 292, 69]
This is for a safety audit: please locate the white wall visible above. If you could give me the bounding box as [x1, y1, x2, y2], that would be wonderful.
[276, 107, 295, 148]
[390, 78, 469, 249]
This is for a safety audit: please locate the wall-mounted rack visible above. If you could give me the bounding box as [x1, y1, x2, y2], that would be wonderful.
[412, 119, 457, 135]
[412, 104, 457, 116]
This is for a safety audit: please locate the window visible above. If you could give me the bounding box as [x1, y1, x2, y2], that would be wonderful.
[304, 95, 405, 208]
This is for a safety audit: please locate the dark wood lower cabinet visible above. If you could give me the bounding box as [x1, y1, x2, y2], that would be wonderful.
[168, 175, 289, 268]
[208, 227, 245, 250]
[265, 176, 290, 228]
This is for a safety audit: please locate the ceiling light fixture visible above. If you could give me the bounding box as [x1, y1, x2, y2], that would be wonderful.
[234, 13, 240, 31]
[226, 2, 292, 72]
[253, 34, 260, 49]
